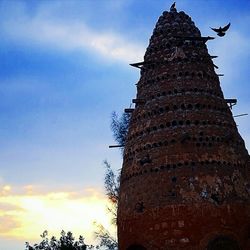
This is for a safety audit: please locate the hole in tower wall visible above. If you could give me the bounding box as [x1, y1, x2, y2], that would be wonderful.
[172, 176, 177, 182]
[166, 122, 171, 127]
[171, 139, 176, 144]
[207, 236, 241, 250]
[172, 120, 177, 126]
[159, 124, 164, 129]
[127, 245, 146, 250]
[195, 120, 199, 125]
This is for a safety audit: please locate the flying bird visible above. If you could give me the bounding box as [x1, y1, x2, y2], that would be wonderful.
[210, 23, 231, 37]
[170, 2, 176, 12]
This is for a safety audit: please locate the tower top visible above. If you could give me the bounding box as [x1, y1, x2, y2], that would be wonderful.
[143, 8, 203, 63]
[155, 8, 199, 37]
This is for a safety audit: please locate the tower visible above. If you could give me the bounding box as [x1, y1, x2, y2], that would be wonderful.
[117, 6, 250, 250]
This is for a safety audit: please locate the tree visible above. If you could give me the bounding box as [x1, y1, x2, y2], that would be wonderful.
[25, 230, 95, 250]
[94, 160, 119, 249]
[103, 160, 119, 225]
[106, 111, 129, 225]
[110, 111, 131, 149]
[94, 111, 128, 248]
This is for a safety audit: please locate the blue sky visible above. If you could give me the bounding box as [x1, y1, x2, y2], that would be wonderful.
[0, 0, 249, 249]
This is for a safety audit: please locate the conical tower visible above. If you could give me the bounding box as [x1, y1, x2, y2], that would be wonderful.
[117, 6, 250, 250]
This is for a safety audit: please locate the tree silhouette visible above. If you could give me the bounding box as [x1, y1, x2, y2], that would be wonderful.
[111, 111, 131, 149]
[25, 230, 95, 250]
[103, 160, 119, 224]
[94, 160, 119, 249]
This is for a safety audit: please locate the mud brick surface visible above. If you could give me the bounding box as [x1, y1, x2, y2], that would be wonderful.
[118, 8, 250, 250]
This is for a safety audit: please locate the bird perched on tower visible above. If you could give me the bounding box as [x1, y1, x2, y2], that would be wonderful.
[170, 2, 177, 12]
[211, 23, 231, 37]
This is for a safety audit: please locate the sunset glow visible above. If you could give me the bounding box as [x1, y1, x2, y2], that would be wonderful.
[0, 185, 114, 245]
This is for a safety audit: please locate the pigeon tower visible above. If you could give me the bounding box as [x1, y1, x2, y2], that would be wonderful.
[117, 5, 250, 250]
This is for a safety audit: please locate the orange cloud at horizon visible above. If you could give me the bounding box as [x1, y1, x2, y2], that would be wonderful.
[0, 184, 116, 246]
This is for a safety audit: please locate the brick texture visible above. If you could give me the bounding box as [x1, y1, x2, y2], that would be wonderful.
[117, 8, 250, 250]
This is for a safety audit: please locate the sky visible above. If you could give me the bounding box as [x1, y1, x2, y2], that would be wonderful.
[0, 0, 249, 249]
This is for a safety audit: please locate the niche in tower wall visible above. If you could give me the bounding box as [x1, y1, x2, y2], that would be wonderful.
[207, 236, 240, 250]
[127, 245, 146, 250]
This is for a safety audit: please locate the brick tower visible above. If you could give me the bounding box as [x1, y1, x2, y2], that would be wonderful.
[117, 6, 250, 250]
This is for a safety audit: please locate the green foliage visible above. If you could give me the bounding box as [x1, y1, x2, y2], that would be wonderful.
[93, 161, 119, 249]
[103, 160, 119, 209]
[111, 112, 131, 147]
[25, 230, 95, 250]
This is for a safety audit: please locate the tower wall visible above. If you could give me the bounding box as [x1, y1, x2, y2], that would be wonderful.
[118, 9, 250, 250]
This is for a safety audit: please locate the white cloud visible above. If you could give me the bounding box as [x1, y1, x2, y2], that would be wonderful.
[2, 6, 145, 64]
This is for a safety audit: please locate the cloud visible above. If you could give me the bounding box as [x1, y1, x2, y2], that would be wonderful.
[0, 215, 22, 234]
[1, 3, 145, 64]
[0, 184, 115, 246]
